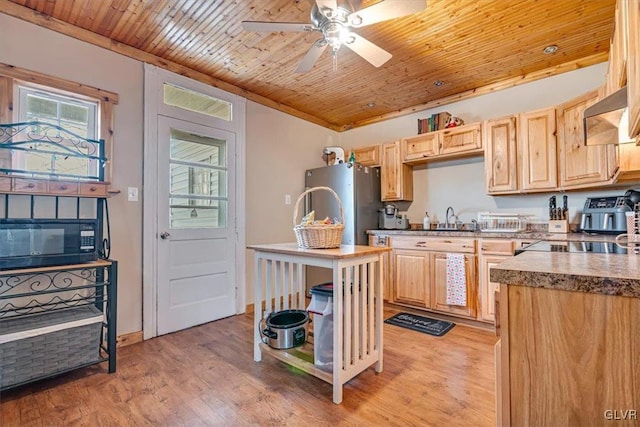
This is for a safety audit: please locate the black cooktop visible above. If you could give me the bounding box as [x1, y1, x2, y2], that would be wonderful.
[518, 240, 628, 255]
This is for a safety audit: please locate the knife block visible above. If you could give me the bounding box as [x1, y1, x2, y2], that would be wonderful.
[548, 219, 569, 233]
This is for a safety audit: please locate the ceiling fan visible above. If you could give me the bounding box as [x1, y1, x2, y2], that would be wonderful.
[241, 0, 427, 73]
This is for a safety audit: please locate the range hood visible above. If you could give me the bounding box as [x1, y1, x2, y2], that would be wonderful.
[583, 86, 630, 145]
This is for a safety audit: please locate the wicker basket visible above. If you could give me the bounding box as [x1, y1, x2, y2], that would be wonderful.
[293, 186, 345, 249]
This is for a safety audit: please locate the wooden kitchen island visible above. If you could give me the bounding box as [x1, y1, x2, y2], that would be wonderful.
[491, 251, 640, 426]
[248, 243, 390, 404]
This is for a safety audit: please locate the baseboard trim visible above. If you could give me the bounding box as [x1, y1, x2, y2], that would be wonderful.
[117, 331, 143, 347]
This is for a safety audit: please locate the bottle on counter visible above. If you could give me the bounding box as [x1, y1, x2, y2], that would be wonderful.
[348, 150, 356, 164]
[423, 211, 430, 230]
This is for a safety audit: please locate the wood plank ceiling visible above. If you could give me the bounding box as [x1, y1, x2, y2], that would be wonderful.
[2, 0, 616, 131]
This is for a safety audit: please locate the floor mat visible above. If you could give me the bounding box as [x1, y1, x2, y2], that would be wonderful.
[384, 312, 455, 337]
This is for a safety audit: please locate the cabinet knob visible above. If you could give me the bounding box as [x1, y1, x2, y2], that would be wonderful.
[90, 186, 97, 191]
[160, 232, 171, 240]
[27, 183, 35, 188]
[60, 185, 68, 190]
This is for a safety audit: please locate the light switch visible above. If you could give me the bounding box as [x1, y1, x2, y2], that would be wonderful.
[127, 187, 139, 202]
[285, 194, 291, 205]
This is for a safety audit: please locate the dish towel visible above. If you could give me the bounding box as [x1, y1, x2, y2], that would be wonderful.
[445, 253, 467, 306]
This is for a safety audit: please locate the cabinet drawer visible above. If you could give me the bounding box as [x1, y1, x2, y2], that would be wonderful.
[392, 236, 476, 253]
[401, 133, 440, 162]
[353, 145, 381, 167]
[48, 181, 79, 195]
[440, 123, 482, 155]
[0, 175, 10, 192]
[80, 182, 107, 197]
[13, 178, 47, 193]
[480, 239, 515, 255]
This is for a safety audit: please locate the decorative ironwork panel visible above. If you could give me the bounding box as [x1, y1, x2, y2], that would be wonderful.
[0, 121, 106, 181]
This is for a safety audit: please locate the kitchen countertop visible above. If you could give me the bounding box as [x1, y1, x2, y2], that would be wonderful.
[367, 228, 620, 242]
[490, 251, 640, 299]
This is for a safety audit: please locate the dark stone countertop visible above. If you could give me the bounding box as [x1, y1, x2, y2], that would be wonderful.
[490, 250, 640, 299]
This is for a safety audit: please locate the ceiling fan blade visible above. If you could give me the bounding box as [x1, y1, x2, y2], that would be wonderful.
[343, 32, 392, 68]
[296, 40, 328, 73]
[348, 0, 426, 28]
[315, 0, 338, 17]
[241, 21, 313, 32]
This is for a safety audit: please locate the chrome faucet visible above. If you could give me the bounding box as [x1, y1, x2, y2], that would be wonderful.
[445, 206, 456, 228]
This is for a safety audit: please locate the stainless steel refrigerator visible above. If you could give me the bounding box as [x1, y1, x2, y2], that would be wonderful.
[304, 163, 381, 291]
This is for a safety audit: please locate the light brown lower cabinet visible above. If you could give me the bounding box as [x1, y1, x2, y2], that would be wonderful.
[430, 252, 476, 318]
[496, 283, 640, 426]
[478, 239, 516, 323]
[391, 236, 477, 318]
[393, 249, 430, 307]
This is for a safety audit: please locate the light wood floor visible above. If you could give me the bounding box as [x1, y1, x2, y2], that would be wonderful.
[0, 308, 498, 426]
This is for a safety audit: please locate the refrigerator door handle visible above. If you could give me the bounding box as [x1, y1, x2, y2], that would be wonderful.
[304, 192, 311, 216]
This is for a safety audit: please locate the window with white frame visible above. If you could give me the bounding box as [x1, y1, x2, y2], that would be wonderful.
[0, 62, 118, 182]
[11, 86, 101, 180]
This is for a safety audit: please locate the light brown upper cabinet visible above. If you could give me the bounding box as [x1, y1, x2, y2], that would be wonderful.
[400, 123, 483, 164]
[557, 91, 618, 188]
[401, 132, 440, 163]
[519, 107, 558, 191]
[486, 108, 557, 194]
[381, 140, 413, 201]
[484, 116, 518, 193]
[353, 144, 381, 167]
[605, 0, 628, 96]
[440, 123, 483, 155]
[627, 0, 640, 140]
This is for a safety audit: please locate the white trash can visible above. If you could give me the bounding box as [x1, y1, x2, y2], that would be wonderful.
[307, 283, 333, 371]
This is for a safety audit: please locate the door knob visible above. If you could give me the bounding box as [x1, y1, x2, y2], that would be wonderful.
[160, 232, 171, 239]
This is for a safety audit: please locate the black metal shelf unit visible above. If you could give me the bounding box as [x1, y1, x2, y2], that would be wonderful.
[0, 122, 117, 390]
[0, 260, 118, 390]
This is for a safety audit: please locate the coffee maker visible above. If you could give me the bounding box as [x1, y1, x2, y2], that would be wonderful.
[378, 204, 409, 229]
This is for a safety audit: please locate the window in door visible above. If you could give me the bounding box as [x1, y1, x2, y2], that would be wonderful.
[169, 128, 228, 229]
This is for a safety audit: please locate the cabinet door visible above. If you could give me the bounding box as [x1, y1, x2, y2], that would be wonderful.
[606, 0, 628, 96]
[557, 91, 615, 188]
[353, 144, 381, 167]
[485, 116, 518, 194]
[401, 132, 440, 163]
[478, 254, 510, 323]
[430, 252, 476, 318]
[369, 235, 391, 301]
[440, 123, 482, 155]
[519, 107, 557, 191]
[393, 249, 429, 307]
[628, 0, 640, 139]
[381, 141, 413, 201]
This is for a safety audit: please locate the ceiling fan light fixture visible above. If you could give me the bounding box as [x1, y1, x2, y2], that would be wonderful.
[349, 14, 363, 27]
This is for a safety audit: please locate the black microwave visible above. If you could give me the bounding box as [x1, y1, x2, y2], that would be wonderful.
[0, 219, 99, 270]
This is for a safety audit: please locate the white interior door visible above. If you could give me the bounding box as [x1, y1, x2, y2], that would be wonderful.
[157, 116, 236, 335]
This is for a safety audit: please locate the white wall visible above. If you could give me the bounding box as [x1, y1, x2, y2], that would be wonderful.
[340, 63, 627, 225]
[0, 13, 144, 334]
[245, 101, 337, 303]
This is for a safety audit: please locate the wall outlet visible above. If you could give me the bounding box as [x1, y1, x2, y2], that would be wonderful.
[127, 187, 139, 202]
[285, 194, 291, 205]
